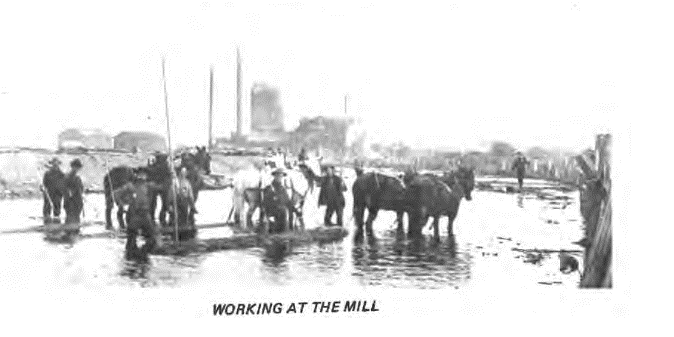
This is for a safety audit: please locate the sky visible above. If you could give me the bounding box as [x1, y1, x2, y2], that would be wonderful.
[0, 1, 630, 152]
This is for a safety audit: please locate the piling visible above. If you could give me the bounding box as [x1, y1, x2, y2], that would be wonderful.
[576, 134, 612, 288]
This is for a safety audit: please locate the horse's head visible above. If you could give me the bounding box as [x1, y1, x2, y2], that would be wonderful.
[193, 147, 212, 174]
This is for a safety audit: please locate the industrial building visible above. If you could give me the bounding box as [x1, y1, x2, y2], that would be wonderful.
[58, 128, 113, 150]
[113, 131, 167, 153]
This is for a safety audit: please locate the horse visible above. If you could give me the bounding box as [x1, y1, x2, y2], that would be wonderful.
[103, 152, 205, 231]
[103, 165, 135, 230]
[231, 163, 318, 231]
[405, 167, 476, 241]
[351, 171, 407, 241]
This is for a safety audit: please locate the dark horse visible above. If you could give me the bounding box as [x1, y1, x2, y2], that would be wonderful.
[351, 171, 407, 241]
[404, 167, 475, 241]
[103, 152, 208, 231]
[103, 154, 171, 230]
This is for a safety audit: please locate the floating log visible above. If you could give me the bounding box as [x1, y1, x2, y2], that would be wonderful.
[152, 226, 349, 255]
[0, 220, 105, 235]
[512, 247, 583, 254]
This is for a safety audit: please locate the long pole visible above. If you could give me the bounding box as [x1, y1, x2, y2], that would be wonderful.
[208, 66, 214, 150]
[162, 57, 180, 242]
[235, 47, 243, 137]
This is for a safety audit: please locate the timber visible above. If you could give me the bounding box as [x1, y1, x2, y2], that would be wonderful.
[578, 134, 612, 288]
[152, 226, 349, 255]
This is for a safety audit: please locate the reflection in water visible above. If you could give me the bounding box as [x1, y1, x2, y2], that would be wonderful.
[120, 257, 151, 280]
[261, 241, 292, 268]
[0, 180, 583, 290]
[351, 232, 471, 289]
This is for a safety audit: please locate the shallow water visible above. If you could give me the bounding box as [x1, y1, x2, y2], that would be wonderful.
[0, 177, 585, 290]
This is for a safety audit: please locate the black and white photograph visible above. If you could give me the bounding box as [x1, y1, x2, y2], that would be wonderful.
[0, 0, 654, 334]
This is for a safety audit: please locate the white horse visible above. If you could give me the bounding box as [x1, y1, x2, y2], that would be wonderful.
[231, 158, 321, 230]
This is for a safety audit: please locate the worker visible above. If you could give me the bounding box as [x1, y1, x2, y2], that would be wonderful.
[511, 151, 530, 191]
[63, 159, 84, 225]
[168, 167, 196, 230]
[113, 167, 164, 253]
[262, 168, 292, 233]
[42, 157, 65, 224]
[318, 165, 347, 227]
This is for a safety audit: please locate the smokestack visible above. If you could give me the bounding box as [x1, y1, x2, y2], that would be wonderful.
[236, 47, 243, 137]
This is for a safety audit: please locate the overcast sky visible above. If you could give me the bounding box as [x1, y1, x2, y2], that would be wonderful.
[0, 1, 626, 152]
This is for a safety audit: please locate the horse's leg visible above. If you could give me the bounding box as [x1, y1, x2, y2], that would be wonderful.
[365, 207, 378, 239]
[432, 215, 440, 242]
[105, 193, 114, 230]
[395, 211, 405, 236]
[410, 206, 428, 239]
[353, 204, 365, 241]
[246, 198, 257, 230]
[149, 190, 157, 222]
[117, 205, 126, 230]
[447, 212, 457, 237]
[159, 192, 169, 227]
[288, 209, 295, 230]
[233, 190, 243, 227]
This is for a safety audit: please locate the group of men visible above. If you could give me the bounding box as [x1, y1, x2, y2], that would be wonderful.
[261, 162, 347, 233]
[41, 157, 85, 225]
[42, 153, 198, 254]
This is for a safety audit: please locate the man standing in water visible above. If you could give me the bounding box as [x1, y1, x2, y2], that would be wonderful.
[511, 151, 530, 191]
[263, 168, 292, 233]
[169, 167, 196, 230]
[63, 159, 84, 225]
[318, 165, 347, 227]
[114, 167, 163, 253]
[41, 157, 64, 224]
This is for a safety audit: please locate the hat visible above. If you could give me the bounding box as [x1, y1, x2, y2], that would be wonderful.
[48, 157, 61, 165]
[70, 159, 83, 168]
[272, 168, 287, 176]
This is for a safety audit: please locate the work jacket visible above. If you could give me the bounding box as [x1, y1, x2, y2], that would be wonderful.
[318, 175, 347, 207]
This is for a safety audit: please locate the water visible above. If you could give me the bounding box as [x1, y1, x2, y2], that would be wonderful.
[0, 177, 585, 291]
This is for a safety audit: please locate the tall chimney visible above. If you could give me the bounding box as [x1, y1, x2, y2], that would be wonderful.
[235, 47, 243, 137]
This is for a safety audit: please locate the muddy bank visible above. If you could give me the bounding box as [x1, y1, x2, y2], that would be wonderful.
[0, 149, 260, 199]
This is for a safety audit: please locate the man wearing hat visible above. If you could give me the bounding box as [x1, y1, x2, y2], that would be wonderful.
[42, 157, 65, 224]
[511, 151, 530, 191]
[63, 159, 84, 225]
[262, 168, 292, 233]
[113, 167, 164, 252]
[318, 165, 347, 227]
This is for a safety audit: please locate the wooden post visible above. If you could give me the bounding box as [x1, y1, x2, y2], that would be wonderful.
[208, 66, 214, 150]
[579, 134, 612, 288]
[162, 57, 180, 243]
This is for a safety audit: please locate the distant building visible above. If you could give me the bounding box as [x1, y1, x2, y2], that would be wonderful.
[58, 128, 113, 150]
[250, 82, 284, 134]
[113, 132, 166, 153]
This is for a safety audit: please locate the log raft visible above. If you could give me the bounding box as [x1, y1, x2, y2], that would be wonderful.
[152, 226, 349, 255]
